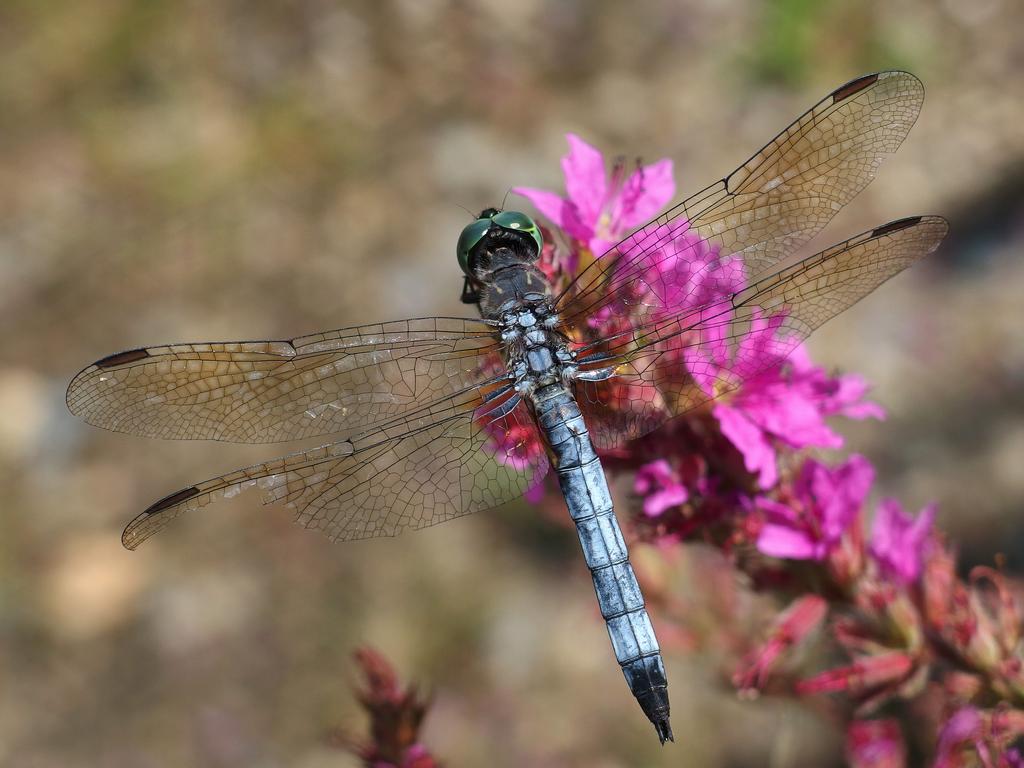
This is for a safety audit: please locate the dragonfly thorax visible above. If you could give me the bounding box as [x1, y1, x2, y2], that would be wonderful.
[498, 303, 576, 397]
[474, 255, 550, 318]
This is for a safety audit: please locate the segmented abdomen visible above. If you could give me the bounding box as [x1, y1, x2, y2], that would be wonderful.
[530, 382, 671, 736]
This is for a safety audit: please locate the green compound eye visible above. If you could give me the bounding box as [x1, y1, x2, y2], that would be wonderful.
[456, 210, 545, 276]
[492, 211, 544, 256]
[456, 218, 492, 275]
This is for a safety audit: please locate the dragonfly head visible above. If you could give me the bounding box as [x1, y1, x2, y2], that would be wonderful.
[456, 209, 544, 278]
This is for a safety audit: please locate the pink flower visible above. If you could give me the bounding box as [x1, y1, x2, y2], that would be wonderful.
[846, 719, 906, 768]
[484, 419, 544, 473]
[813, 364, 886, 422]
[514, 134, 675, 257]
[579, 219, 735, 375]
[697, 337, 884, 488]
[935, 708, 985, 767]
[933, 707, 1024, 767]
[479, 396, 548, 502]
[756, 455, 874, 561]
[869, 499, 936, 585]
[634, 459, 688, 517]
[627, 220, 740, 316]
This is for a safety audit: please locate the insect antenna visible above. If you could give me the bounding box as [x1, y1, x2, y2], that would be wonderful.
[448, 201, 478, 220]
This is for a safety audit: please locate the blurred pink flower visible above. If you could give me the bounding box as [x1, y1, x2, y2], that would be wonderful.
[485, 420, 545, 473]
[347, 647, 437, 768]
[796, 650, 914, 696]
[514, 133, 675, 256]
[932, 706, 1024, 767]
[846, 719, 906, 768]
[869, 499, 936, 585]
[970, 567, 1023, 661]
[734, 595, 828, 693]
[480, 403, 548, 503]
[935, 707, 986, 767]
[756, 455, 874, 561]
[634, 459, 689, 517]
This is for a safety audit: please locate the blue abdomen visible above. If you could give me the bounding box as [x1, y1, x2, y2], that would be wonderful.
[530, 382, 673, 743]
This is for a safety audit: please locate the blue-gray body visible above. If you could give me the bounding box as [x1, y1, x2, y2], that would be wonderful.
[533, 382, 672, 742]
[470, 239, 673, 744]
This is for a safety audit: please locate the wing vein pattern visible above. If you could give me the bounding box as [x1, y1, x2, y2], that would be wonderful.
[68, 317, 500, 443]
[121, 379, 549, 548]
[572, 216, 947, 448]
[557, 70, 924, 326]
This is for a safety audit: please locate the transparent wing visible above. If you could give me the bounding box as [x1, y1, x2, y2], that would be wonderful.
[574, 216, 948, 449]
[575, 376, 670, 452]
[67, 317, 500, 443]
[556, 70, 925, 327]
[121, 383, 548, 548]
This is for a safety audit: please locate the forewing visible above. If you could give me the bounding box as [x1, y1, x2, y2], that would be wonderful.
[121, 386, 548, 548]
[575, 216, 948, 447]
[557, 71, 925, 327]
[67, 317, 500, 443]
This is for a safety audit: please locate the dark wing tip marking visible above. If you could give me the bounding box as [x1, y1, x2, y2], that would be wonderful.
[871, 216, 925, 237]
[145, 486, 201, 515]
[830, 72, 880, 103]
[122, 486, 201, 549]
[96, 348, 151, 368]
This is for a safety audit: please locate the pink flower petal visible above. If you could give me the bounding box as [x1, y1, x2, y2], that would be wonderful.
[829, 373, 887, 420]
[634, 459, 673, 493]
[715, 404, 778, 488]
[562, 134, 607, 226]
[936, 707, 983, 759]
[511, 186, 591, 242]
[617, 158, 675, 230]
[805, 455, 873, 542]
[644, 486, 688, 517]
[753, 455, 874, 563]
[744, 392, 843, 451]
[757, 523, 819, 560]
[588, 236, 618, 258]
[523, 480, 546, 505]
[869, 499, 936, 584]
[757, 496, 802, 526]
[635, 459, 688, 517]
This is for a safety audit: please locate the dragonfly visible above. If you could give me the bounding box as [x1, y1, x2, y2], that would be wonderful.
[67, 70, 947, 745]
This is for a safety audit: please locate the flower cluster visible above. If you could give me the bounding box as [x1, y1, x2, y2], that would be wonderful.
[510, 135, 1024, 765]
[335, 647, 438, 768]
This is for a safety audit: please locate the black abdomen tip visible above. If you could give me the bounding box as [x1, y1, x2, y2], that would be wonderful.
[655, 717, 674, 745]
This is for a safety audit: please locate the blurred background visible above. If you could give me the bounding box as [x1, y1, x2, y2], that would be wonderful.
[1, 1, 1022, 765]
